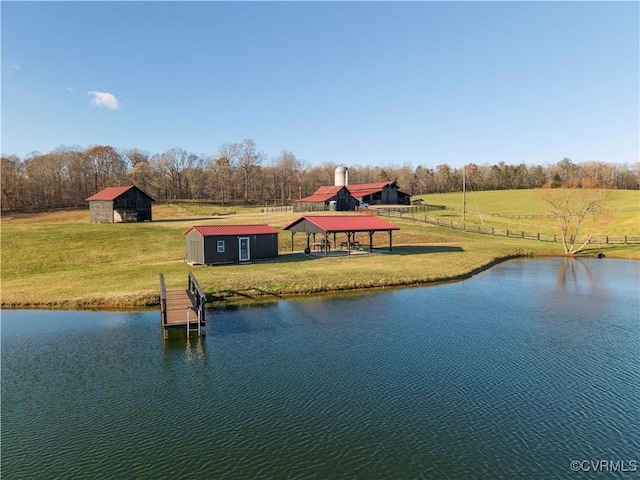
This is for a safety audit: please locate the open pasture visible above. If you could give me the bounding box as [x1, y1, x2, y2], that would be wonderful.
[2, 192, 637, 309]
[413, 189, 640, 236]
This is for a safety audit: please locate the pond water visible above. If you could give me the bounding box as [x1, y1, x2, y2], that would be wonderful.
[2, 258, 639, 479]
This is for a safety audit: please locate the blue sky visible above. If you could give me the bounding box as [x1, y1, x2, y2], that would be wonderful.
[2, 1, 638, 168]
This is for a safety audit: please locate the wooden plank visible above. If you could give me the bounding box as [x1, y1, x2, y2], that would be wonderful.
[164, 290, 199, 326]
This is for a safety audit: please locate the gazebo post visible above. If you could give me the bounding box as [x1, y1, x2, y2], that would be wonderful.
[369, 230, 374, 253]
[324, 233, 329, 257]
[291, 231, 295, 251]
[388, 230, 393, 252]
[347, 232, 352, 255]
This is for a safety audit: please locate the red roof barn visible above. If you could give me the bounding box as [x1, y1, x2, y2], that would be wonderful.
[86, 185, 154, 223]
[293, 186, 358, 212]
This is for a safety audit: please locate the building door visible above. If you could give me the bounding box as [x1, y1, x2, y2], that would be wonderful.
[238, 237, 250, 262]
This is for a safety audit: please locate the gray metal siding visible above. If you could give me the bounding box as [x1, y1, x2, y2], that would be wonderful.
[286, 219, 326, 234]
[89, 201, 114, 223]
[251, 234, 278, 259]
[203, 236, 237, 265]
[185, 230, 205, 264]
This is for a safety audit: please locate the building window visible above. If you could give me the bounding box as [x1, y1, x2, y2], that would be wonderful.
[217, 240, 225, 253]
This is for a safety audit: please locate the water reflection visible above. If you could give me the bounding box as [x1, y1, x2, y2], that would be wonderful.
[162, 336, 207, 364]
[556, 257, 599, 293]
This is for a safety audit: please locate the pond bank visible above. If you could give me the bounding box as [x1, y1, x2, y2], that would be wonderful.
[3, 253, 530, 310]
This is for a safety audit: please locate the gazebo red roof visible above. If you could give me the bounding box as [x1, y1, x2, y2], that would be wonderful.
[282, 215, 399, 233]
[184, 225, 279, 236]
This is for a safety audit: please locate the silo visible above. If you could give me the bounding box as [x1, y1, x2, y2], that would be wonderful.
[335, 165, 349, 186]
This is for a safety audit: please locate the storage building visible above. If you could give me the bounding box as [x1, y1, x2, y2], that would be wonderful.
[184, 225, 279, 265]
[86, 185, 154, 223]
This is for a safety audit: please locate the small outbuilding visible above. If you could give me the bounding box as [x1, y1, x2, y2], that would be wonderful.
[184, 225, 279, 265]
[86, 185, 154, 223]
[282, 215, 400, 255]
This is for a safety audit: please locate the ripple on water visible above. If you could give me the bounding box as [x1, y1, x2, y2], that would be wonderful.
[2, 259, 639, 479]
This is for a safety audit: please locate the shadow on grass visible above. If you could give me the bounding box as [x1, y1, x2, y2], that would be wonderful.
[389, 245, 464, 255]
[272, 247, 464, 261]
[153, 217, 215, 223]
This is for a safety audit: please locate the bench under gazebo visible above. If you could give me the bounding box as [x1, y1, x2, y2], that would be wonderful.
[282, 215, 400, 256]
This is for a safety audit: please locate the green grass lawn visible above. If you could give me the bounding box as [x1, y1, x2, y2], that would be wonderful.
[413, 189, 640, 236]
[2, 193, 638, 309]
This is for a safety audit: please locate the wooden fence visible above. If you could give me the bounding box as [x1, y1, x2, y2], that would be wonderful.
[261, 205, 293, 213]
[377, 208, 640, 245]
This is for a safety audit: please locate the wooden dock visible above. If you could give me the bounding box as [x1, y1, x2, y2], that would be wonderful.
[160, 272, 207, 339]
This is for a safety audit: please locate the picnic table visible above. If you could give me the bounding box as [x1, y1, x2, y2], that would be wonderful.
[311, 241, 331, 252]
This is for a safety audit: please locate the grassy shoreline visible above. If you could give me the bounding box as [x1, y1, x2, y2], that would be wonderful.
[2, 197, 638, 311]
[1, 252, 529, 310]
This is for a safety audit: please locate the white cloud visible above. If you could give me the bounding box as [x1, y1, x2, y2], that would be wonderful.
[87, 91, 122, 110]
[66, 87, 75, 93]
[4, 63, 22, 74]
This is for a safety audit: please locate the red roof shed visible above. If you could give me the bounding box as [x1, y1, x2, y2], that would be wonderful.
[184, 224, 279, 265]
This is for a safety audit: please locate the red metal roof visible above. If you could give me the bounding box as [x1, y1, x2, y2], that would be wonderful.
[184, 225, 279, 236]
[346, 181, 394, 193]
[348, 188, 384, 199]
[282, 215, 399, 233]
[86, 185, 154, 201]
[86, 186, 135, 201]
[294, 186, 345, 203]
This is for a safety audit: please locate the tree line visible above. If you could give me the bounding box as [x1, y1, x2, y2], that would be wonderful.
[2, 140, 638, 211]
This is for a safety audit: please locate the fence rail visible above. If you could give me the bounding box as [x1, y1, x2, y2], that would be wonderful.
[377, 208, 640, 245]
[261, 205, 293, 213]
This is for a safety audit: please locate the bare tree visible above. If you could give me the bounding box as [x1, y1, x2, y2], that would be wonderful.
[273, 150, 300, 201]
[538, 187, 611, 255]
[207, 143, 239, 205]
[236, 139, 263, 203]
[1, 155, 25, 210]
[85, 145, 126, 192]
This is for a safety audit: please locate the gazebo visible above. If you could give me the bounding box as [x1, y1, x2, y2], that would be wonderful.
[282, 215, 400, 256]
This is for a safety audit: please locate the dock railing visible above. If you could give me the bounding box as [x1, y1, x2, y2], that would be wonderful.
[188, 271, 207, 322]
[159, 273, 167, 325]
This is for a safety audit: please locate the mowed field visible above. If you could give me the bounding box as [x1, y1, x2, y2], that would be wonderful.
[414, 189, 640, 235]
[2, 189, 638, 309]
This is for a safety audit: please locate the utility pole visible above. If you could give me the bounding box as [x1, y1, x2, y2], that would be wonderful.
[462, 165, 466, 223]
